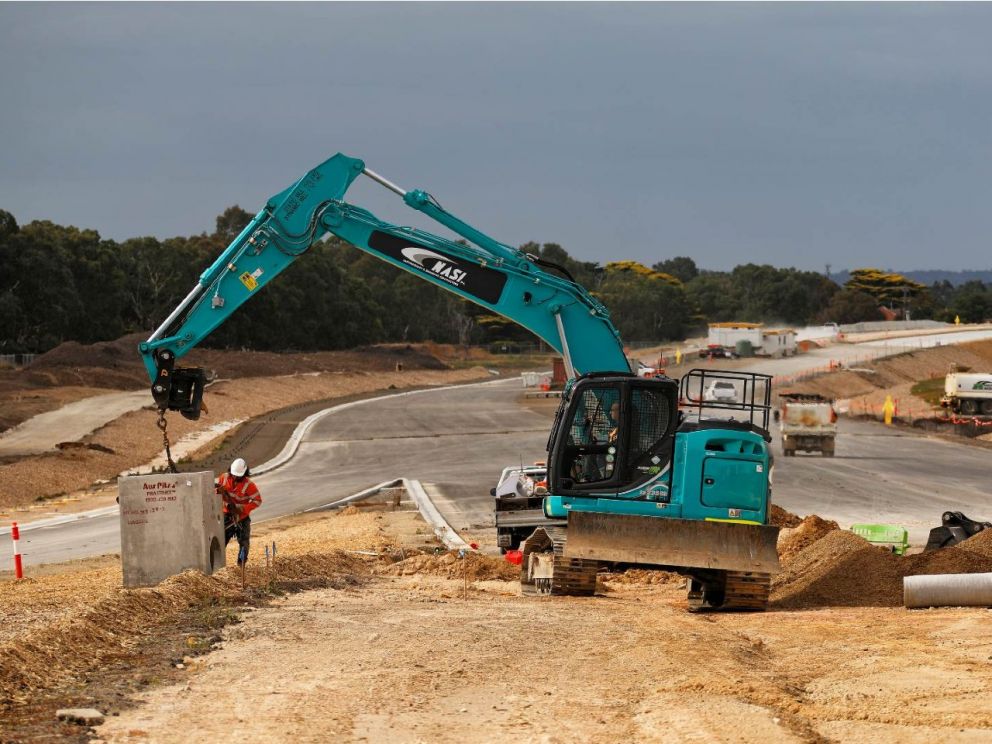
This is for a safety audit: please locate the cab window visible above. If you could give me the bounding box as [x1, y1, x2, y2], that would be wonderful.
[564, 386, 620, 484]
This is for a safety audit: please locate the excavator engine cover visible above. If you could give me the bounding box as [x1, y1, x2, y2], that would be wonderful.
[563, 510, 781, 574]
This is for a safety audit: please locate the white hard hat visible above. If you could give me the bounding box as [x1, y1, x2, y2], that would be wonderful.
[230, 458, 248, 477]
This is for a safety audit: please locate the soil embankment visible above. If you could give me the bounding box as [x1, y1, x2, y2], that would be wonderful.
[0, 336, 500, 512]
[781, 338, 992, 416]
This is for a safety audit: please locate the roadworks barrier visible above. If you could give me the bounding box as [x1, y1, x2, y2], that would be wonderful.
[904, 572, 992, 609]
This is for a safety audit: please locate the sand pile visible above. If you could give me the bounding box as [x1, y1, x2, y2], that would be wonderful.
[770, 504, 802, 528]
[382, 551, 520, 581]
[777, 515, 839, 562]
[772, 528, 992, 609]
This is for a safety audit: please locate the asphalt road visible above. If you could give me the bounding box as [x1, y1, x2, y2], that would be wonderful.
[255, 379, 549, 529]
[7, 379, 548, 567]
[771, 418, 990, 543]
[8, 327, 992, 567]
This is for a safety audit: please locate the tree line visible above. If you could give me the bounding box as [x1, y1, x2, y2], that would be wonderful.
[1, 206, 988, 355]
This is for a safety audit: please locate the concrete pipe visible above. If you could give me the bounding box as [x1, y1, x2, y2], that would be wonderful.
[904, 572, 992, 609]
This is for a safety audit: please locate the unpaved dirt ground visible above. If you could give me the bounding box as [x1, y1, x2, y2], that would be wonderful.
[98, 584, 992, 743]
[96, 555, 992, 743]
[4, 505, 990, 743]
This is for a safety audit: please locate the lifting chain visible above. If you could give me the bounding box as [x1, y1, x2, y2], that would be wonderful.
[156, 410, 179, 474]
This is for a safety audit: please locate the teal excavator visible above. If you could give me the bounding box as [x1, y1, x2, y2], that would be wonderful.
[140, 154, 780, 611]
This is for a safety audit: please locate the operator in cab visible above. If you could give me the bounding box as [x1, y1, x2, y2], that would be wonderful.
[216, 458, 262, 566]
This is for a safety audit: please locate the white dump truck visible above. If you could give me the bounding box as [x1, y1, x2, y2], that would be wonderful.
[779, 394, 837, 457]
[941, 372, 992, 415]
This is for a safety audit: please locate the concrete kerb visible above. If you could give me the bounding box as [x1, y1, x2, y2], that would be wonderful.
[403, 478, 470, 550]
[303, 479, 405, 513]
[252, 377, 516, 476]
[299, 477, 470, 551]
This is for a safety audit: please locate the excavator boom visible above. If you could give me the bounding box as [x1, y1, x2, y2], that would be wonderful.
[140, 153, 628, 416]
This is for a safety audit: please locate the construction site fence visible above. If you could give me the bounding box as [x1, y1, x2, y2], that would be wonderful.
[846, 408, 992, 438]
[521, 371, 553, 389]
[487, 342, 554, 355]
[770, 343, 928, 388]
[0, 353, 36, 367]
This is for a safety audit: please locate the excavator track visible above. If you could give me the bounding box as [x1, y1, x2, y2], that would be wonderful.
[687, 570, 771, 612]
[520, 527, 599, 597]
[722, 571, 772, 610]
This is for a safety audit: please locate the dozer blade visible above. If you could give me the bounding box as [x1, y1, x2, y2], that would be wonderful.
[564, 511, 781, 574]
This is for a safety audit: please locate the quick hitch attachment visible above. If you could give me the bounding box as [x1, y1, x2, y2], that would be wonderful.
[151, 349, 206, 421]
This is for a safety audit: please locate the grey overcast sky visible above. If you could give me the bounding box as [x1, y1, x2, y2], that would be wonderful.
[1, 2, 990, 272]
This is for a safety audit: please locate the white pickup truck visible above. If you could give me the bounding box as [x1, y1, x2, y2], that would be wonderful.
[941, 372, 992, 415]
[491, 465, 565, 552]
[779, 394, 837, 457]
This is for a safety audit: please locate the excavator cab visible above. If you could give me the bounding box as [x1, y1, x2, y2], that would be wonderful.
[547, 374, 679, 498]
[528, 369, 780, 609]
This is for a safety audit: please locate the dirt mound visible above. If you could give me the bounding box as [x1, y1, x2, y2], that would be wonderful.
[382, 551, 519, 581]
[955, 527, 992, 558]
[19, 335, 449, 391]
[601, 568, 682, 586]
[18, 333, 150, 389]
[772, 529, 992, 609]
[769, 504, 802, 528]
[0, 552, 367, 703]
[777, 515, 839, 562]
[772, 531, 901, 608]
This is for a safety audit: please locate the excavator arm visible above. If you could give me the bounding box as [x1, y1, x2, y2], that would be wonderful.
[140, 153, 629, 417]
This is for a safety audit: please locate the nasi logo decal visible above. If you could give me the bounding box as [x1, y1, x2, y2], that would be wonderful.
[972, 381, 992, 391]
[368, 231, 508, 305]
[399, 247, 468, 287]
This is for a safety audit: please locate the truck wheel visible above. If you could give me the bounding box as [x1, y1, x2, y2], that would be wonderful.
[982, 400, 992, 415]
[821, 438, 835, 457]
[961, 399, 979, 415]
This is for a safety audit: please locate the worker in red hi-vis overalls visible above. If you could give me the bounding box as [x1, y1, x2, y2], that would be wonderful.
[216, 458, 262, 566]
